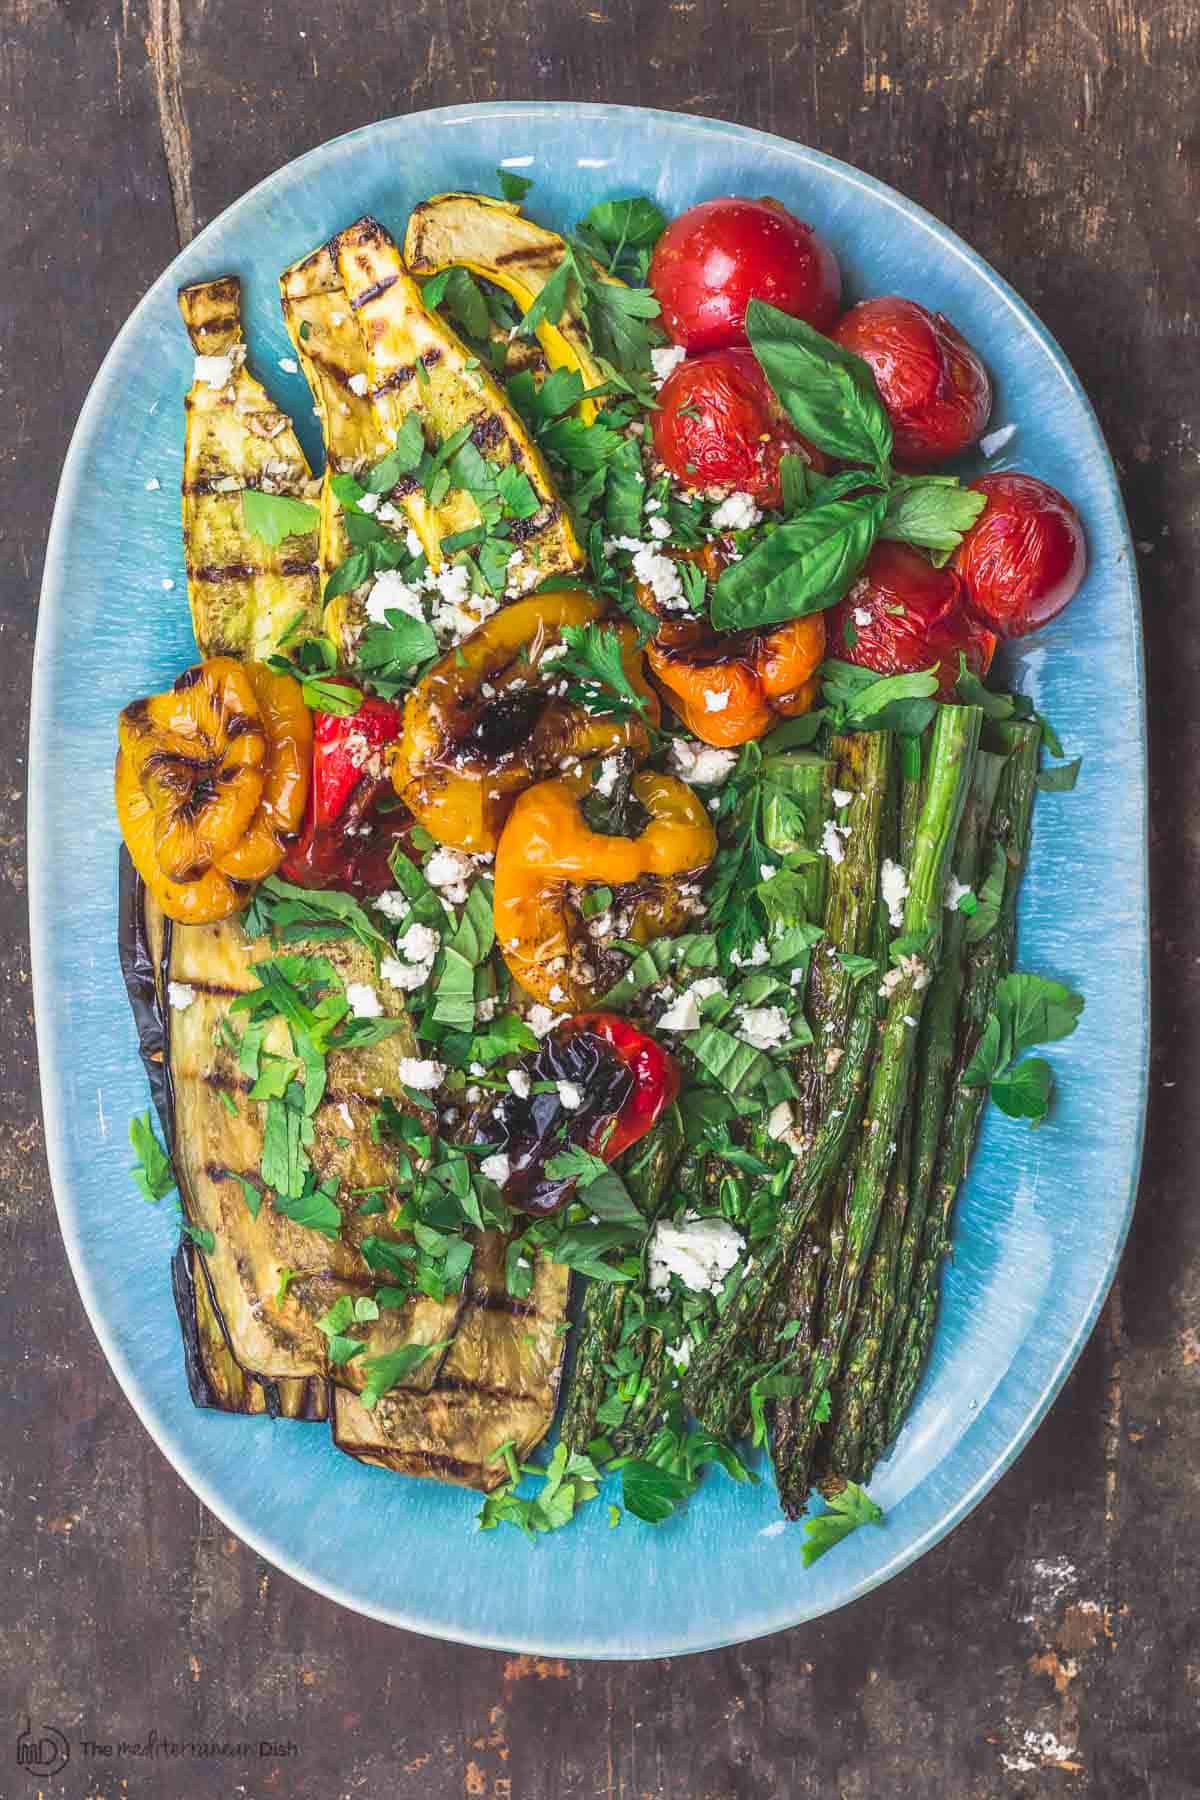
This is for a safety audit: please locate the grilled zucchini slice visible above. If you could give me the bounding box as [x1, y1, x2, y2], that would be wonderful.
[179, 276, 322, 660]
[332, 216, 585, 580]
[403, 192, 613, 422]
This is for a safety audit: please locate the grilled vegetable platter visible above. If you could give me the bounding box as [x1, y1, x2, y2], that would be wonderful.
[116, 180, 1089, 1556]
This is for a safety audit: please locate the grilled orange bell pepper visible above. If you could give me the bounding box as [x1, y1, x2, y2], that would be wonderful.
[493, 763, 716, 1009]
[392, 591, 660, 854]
[115, 656, 311, 922]
[646, 612, 825, 748]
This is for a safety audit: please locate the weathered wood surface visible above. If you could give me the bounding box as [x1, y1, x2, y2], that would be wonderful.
[2, 2, 1198, 1795]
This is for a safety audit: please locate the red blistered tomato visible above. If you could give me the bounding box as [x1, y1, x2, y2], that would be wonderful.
[279, 689, 411, 895]
[953, 473, 1086, 639]
[570, 1012, 680, 1159]
[831, 297, 991, 466]
[649, 197, 841, 352]
[827, 541, 997, 699]
[652, 348, 828, 507]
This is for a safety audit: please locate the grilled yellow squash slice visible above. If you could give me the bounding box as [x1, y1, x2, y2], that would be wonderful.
[332, 216, 585, 579]
[178, 276, 322, 659]
[279, 243, 391, 659]
[333, 1230, 569, 1490]
[403, 192, 613, 422]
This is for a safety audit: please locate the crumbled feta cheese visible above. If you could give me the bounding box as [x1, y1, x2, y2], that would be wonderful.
[651, 344, 687, 387]
[668, 739, 738, 786]
[337, 1101, 354, 1131]
[881, 857, 910, 929]
[853, 606, 872, 627]
[647, 514, 672, 541]
[759, 863, 776, 882]
[730, 941, 770, 968]
[346, 981, 383, 1018]
[690, 976, 727, 1005]
[704, 689, 730, 713]
[507, 1069, 532, 1100]
[766, 1100, 805, 1154]
[556, 1080, 583, 1111]
[528, 1004, 567, 1039]
[592, 756, 622, 799]
[821, 819, 849, 865]
[474, 996, 498, 1024]
[425, 847, 474, 904]
[879, 966, 904, 999]
[145, 477, 161, 492]
[279, 357, 299, 374]
[649, 1212, 745, 1296]
[831, 787, 853, 809]
[480, 1152, 510, 1185]
[944, 874, 973, 912]
[400, 920, 440, 964]
[161, 577, 175, 591]
[549, 984, 565, 1003]
[331, 310, 346, 325]
[631, 546, 684, 608]
[710, 491, 762, 531]
[193, 351, 235, 387]
[669, 1336, 693, 1371]
[356, 490, 381, 513]
[903, 1013, 918, 1027]
[405, 527, 424, 559]
[365, 569, 426, 625]
[374, 890, 410, 923]
[167, 981, 195, 1010]
[380, 956, 427, 992]
[658, 990, 702, 1032]
[736, 1005, 791, 1051]
[348, 372, 369, 397]
[397, 1056, 446, 1091]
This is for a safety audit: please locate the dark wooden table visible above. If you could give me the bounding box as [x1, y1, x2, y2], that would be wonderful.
[4, 4, 1197, 1796]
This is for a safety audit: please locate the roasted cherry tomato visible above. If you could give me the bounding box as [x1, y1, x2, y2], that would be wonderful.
[831, 297, 991, 466]
[827, 542, 996, 699]
[477, 1013, 679, 1216]
[953, 473, 1086, 639]
[650, 197, 841, 351]
[652, 348, 828, 506]
[279, 689, 412, 895]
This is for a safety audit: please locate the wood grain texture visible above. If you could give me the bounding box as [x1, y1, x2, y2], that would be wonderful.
[2, 1, 1198, 1795]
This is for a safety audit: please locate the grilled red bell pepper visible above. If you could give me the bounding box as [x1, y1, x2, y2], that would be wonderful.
[278, 689, 414, 895]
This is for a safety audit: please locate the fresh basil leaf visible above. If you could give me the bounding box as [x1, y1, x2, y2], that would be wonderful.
[361, 1340, 450, 1410]
[363, 415, 427, 489]
[881, 476, 987, 555]
[498, 167, 534, 203]
[604, 437, 646, 538]
[323, 548, 374, 601]
[996, 972, 1085, 1055]
[836, 952, 879, 983]
[710, 494, 886, 631]
[991, 1057, 1054, 1122]
[746, 299, 893, 475]
[1036, 757, 1082, 793]
[273, 1177, 340, 1240]
[688, 1023, 776, 1098]
[599, 934, 719, 1005]
[300, 677, 364, 717]
[578, 196, 668, 253]
[241, 489, 319, 547]
[130, 1110, 175, 1204]
[620, 1460, 693, 1524]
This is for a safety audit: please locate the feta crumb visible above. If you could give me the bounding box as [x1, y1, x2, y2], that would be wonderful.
[193, 351, 235, 387]
[400, 921, 440, 964]
[668, 739, 738, 786]
[730, 941, 770, 968]
[651, 344, 687, 386]
[380, 956, 427, 992]
[704, 689, 730, 713]
[658, 990, 702, 1032]
[736, 1005, 791, 1051]
[759, 863, 777, 883]
[365, 569, 426, 624]
[373, 890, 409, 923]
[331, 310, 346, 325]
[397, 1056, 446, 1091]
[710, 491, 762, 531]
[881, 857, 910, 929]
[348, 371, 369, 396]
[480, 1152, 510, 1185]
[592, 756, 622, 798]
[356, 490, 381, 514]
[853, 606, 872, 627]
[161, 577, 175, 591]
[945, 874, 973, 912]
[278, 356, 299, 374]
[668, 1336, 693, 1371]
[647, 514, 672, 541]
[425, 847, 474, 904]
[144, 477, 161, 492]
[767, 1100, 795, 1141]
[831, 787, 853, 809]
[821, 819, 849, 865]
[632, 546, 684, 608]
[548, 984, 565, 1004]
[405, 527, 424, 558]
[346, 981, 383, 1018]
[528, 1004, 567, 1039]
[474, 996, 497, 1024]
[649, 1212, 745, 1296]
[903, 1013, 918, 1027]
[507, 1069, 532, 1100]
[167, 981, 195, 1010]
[556, 1080, 583, 1111]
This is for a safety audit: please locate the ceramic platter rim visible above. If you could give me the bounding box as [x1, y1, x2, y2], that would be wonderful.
[29, 103, 1147, 1658]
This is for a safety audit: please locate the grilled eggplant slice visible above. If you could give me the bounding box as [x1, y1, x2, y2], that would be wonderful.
[179, 276, 322, 660]
[332, 216, 585, 578]
[403, 192, 613, 421]
[333, 1230, 569, 1490]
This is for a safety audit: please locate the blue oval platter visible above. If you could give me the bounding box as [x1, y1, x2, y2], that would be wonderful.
[29, 104, 1147, 1658]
